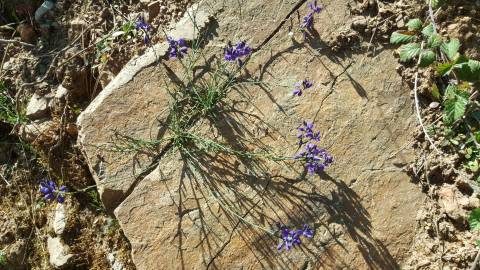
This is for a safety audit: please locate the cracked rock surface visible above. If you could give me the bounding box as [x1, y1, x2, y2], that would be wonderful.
[78, 0, 425, 268]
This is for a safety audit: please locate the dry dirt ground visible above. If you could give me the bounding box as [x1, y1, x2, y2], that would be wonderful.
[1, 0, 480, 269]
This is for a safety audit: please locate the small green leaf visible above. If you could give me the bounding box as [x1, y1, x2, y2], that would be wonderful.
[390, 32, 416, 45]
[469, 208, 480, 231]
[427, 0, 444, 8]
[444, 84, 456, 99]
[422, 24, 434, 37]
[437, 62, 455, 76]
[468, 160, 479, 172]
[427, 34, 443, 48]
[419, 49, 436, 67]
[456, 60, 480, 82]
[431, 84, 441, 100]
[398, 43, 421, 62]
[440, 38, 460, 61]
[406, 19, 423, 31]
[444, 92, 468, 125]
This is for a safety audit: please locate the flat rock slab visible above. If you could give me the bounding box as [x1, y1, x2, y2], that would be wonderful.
[80, 0, 425, 268]
[77, 4, 212, 210]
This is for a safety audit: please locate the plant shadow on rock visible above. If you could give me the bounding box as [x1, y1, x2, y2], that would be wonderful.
[163, 73, 400, 268]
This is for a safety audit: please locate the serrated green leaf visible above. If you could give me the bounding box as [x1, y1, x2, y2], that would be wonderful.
[419, 49, 436, 67]
[444, 84, 468, 124]
[398, 43, 421, 62]
[456, 59, 480, 82]
[406, 19, 423, 31]
[390, 32, 416, 45]
[468, 60, 480, 73]
[444, 84, 457, 99]
[440, 38, 460, 61]
[427, 34, 443, 48]
[422, 24, 434, 37]
[437, 61, 455, 76]
[469, 208, 480, 231]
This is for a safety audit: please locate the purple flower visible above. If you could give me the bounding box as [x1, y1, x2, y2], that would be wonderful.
[308, 0, 322, 14]
[167, 37, 188, 59]
[292, 79, 313, 96]
[295, 143, 333, 175]
[135, 17, 152, 44]
[224, 41, 252, 66]
[297, 121, 320, 145]
[135, 17, 152, 31]
[301, 1, 322, 30]
[302, 13, 314, 29]
[277, 224, 314, 251]
[40, 180, 67, 203]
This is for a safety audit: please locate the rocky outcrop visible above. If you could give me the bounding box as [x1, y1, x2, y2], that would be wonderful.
[78, 0, 426, 269]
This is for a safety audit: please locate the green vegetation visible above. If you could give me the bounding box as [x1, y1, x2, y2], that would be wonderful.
[0, 81, 26, 126]
[0, 250, 6, 267]
[391, 18, 480, 173]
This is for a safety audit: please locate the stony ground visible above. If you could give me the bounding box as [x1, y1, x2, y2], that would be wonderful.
[2, 0, 480, 269]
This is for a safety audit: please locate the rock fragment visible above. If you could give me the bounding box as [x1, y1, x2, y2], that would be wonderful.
[26, 93, 53, 120]
[47, 236, 73, 268]
[52, 203, 67, 235]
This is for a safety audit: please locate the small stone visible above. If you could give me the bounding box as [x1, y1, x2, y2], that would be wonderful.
[66, 123, 78, 136]
[351, 16, 367, 31]
[107, 252, 124, 270]
[53, 203, 67, 235]
[17, 23, 36, 44]
[437, 185, 467, 222]
[429, 102, 440, 109]
[469, 197, 480, 209]
[55, 85, 69, 100]
[26, 93, 53, 120]
[19, 119, 54, 142]
[47, 236, 73, 268]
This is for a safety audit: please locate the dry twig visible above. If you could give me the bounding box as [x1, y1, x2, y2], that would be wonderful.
[0, 38, 35, 48]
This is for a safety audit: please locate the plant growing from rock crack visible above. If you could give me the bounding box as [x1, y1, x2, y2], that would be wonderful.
[95, 16, 153, 63]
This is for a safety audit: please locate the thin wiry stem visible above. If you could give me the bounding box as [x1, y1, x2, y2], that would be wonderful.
[415, 41, 441, 154]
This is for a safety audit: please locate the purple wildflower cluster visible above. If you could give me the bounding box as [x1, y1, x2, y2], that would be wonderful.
[292, 79, 313, 96]
[40, 180, 67, 203]
[135, 17, 153, 44]
[294, 121, 333, 175]
[167, 37, 189, 59]
[224, 41, 252, 66]
[277, 224, 314, 251]
[296, 121, 320, 145]
[301, 0, 322, 30]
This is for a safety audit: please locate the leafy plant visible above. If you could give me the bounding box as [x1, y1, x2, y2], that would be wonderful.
[0, 81, 26, 125]
[0, 251, 5, 267]
[391, 17, 480, 172]
[390, 19, 441, 67]
[469, 208, 480, 231]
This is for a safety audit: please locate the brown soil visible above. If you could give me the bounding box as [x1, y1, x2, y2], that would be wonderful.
[0, 0, 192, 269]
